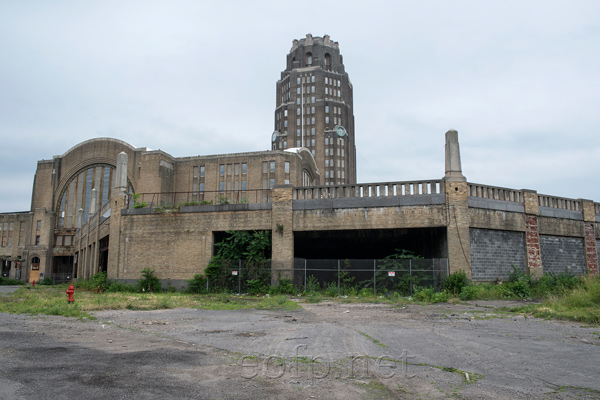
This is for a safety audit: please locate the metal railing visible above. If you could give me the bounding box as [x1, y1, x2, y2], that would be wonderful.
[293, 180, 444, 200]
[468, 183, 523, 202]
[127, 189, 272, 209]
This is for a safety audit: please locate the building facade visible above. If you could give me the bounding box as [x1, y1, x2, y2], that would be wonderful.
[0, 138, 319, 283]
[272, 34, 356, 186]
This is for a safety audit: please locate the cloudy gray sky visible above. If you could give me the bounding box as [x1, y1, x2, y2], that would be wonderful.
[1, 0, 599, 212]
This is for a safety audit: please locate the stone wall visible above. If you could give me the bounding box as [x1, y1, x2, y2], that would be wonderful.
[540, 236, 585, 275]
[469, 228, 526, 281]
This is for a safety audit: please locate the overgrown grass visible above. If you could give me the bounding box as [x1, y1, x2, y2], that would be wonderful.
[0, 285, 299, 318]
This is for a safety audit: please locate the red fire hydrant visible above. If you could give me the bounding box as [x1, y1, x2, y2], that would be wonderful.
[66, 283, 75, 303]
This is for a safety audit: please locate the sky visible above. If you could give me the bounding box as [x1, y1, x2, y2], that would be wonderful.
[1, 0, 599, 212]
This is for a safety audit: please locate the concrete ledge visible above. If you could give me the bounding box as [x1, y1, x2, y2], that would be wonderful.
[539, 207, 583, 221]
[293, 194, 445, 210]
[122, 203, 272, 215]
[468, 197, 525, 213]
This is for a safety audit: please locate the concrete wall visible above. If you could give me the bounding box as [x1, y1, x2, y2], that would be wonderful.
[469, 228, 526, 281]
[540, 236, 586, 275]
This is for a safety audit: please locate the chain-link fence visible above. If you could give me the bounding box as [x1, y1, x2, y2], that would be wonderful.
[206, 258, 449, 295]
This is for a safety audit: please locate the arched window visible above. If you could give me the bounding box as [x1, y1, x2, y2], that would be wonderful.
[306, 52, 312, 66]
[302, 169, 313, 186]
[324, 53, 331, 70]
[31, 257, 40, 271]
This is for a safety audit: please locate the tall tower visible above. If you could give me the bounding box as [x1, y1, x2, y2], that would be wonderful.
[272, 34, 356, 185]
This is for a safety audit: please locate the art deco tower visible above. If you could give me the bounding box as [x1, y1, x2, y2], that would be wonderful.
[272, 34, 356, 185]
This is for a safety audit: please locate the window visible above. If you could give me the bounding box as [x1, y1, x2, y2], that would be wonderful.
[311, 139, 315, 146]
[325, 138, 329, 145]
[311, 86, 315, 93]
[296, 87, 300, 94]
[296, 98, 300, 104]
[200, 166, 205, 177]
[284, 109, 288, 117]
[235, 164, 240, 175]
[270, 178, 275, 189]
[297, 108, 300, 115]
[297, 129, 300, 136]
[337, 90, 341, 97]
[311, 150, 315, 157]
[325, 87, 328, 95]
[242, 180, 247, 190]
[285, 162, 290, 173]
[297, 140, 301, 147]
[306, 52, 312, 66]
[311, 127, 315, 135]
[219, 164, 225, 176]
[36, 220, 41, 230]
[311, 75, 315, 83]
[325, 53, 331, 69]
[270, 161, 275, 173]
[311, 107, 315, 114]
[9, 223, 13, 231]
[199, 183, 205, 192]
[325, 160, 329, 167]
[325, 105, 329, 113]
[18, 236, 23, 246]
[297, 77, 301, 84]
[311, 117, 315, 124]
[311, 96, 315, 103]
[35, 235, 40, 246]
[325, 116, 329, 124]
[284, 120, 288, 127]
[219, 182, 224, 191]
[297, 119, 300, 126]
[20, 222, 24, 231]
[325, 77, 328, 84]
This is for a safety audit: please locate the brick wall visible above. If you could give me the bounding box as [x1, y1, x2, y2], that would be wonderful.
[469, 228, 526, 281]
[540, 236, 585, 275]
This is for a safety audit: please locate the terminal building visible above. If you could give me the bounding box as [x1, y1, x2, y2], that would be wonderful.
[0, 35, 598, 286]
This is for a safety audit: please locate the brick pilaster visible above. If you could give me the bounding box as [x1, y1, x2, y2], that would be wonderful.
[271, 185, 294, 284]
[582, 200, 599, 276]
[445, 180, 471, 278]
[523, 190, 543, 277]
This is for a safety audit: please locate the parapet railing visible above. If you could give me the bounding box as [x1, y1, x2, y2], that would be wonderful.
[538, 194, 582, 211]
[127, 189, 272, 209]
[293, 180, 444, 200]
[468, 183, 523, 202]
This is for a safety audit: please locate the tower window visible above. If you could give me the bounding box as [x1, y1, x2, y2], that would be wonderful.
[325, 53, 331, 70]
[306, 52, 312, 66]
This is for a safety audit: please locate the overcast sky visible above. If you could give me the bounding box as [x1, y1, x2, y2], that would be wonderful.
[1, 0, 599, 212]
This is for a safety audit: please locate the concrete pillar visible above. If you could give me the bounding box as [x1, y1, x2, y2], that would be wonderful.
[271, 185, 294, 284]
[115, 152, 128, 195]
[89, 189, 97, 216]
[443, 130, 471, 278]
[523, 190, 543, 277]
[581, 199, 599, 276]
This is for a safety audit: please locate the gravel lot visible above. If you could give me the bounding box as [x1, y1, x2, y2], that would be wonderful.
[0, 299, 599, 399]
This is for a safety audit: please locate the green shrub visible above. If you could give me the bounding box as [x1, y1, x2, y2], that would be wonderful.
[137, 268, 161, 293]
[247, 278, 268, 295]
[459, 285, 479, 301]
[105, 281, 136, 293]
[270, 278, 295, 295]
[188, 274, 207, 294]
[326, 282, 338, 297]
[305, 275, 320, 293]
[442, 270, 469, 296]
[38, 277, 54, 286]
[358, 287, 374, 298]
[415, 287, 449, 303]
[0, 276, 26, 286]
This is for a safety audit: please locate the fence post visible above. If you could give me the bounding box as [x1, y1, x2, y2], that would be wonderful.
[338, 260, 341, 296]
[304, 259, 307, 292]
[373, 259, 376, 295]
[409, 260, 412, 296]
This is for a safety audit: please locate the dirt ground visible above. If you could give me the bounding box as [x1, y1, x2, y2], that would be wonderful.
[0, 299, 599, 399]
